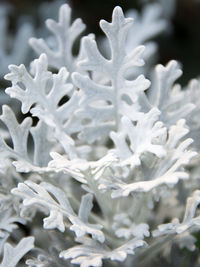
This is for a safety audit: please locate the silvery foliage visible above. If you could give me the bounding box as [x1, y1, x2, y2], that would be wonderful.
[29, 3, 86, 73]
[0, 3, 34, 113]
[125, 2, 167, 77]
[100, 0, 173, 80]
[1, 2, 200, 267]
[1, 237, 34, 267]
[0, 4, 33, 77]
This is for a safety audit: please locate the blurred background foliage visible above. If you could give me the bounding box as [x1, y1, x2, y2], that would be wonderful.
[1, 0, 200, 85]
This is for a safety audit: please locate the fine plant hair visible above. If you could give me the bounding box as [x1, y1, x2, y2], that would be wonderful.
[0, 2, 200, 267]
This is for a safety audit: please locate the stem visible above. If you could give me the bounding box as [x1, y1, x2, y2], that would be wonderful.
[86, 171, 116, 219]
[112, 78, 120, 131]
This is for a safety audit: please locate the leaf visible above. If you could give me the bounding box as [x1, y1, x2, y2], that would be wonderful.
[100, 120, 197, 198]
[60, 237, 147, 267]
[113, 214, 150, 239]
[26, 252, 66, 267]
[153, 190, 200, 237]
[0, 105, 32, 161]
[5, 54, 51, 114]
[142, 61, 195, 126]
[0, 237, 34, 267]
[0, 106, 54, 170]
[5, 54, 80, 156]
[110, 108, 166, 168]
[181, 79, 200, 149]
[48, 151, 117, 181]
[11, 181, 104, 242]
[73, 6, 150, 143]
[0, 208, 24, 238]
[126, 3, 167, 51]
[0, 233, 9, 255]
[29, 4, 86, 72]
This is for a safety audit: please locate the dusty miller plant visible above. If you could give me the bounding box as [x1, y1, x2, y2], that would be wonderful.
[0, 2, 200, 267]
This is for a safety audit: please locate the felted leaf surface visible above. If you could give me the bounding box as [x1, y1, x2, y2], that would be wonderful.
[60, 236, 147, 267]
[0, 209, 24, 238]
[100, 120, 197, 198]
[153, 190, 200, 237]
[48, 151, 117, 182]
[73, 6, 150, 143]
[126, 3, 167, 51]
[113, 214, 150, 239]
[11, 181, 104, 242]
[142, 61, 195, 126]
[110, 107, 166, 168]
[29, 4, 86, 72]
[0, 105, 32, 161]
[0, 237, 34, 267]
[5, 54, 80, 155]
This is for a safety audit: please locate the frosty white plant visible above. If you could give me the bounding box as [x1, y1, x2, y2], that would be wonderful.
[1, 2, 200, 267]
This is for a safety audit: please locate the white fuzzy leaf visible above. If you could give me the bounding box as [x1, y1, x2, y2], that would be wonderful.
[26, 251, 66, 267]
[113, 214, 149, 239]
[0, 105, 32, 161]
[60, 237, 147, 267]
[100, 120, 197, 197]
[5, 54, 80, 156]
[110, 107, 166, 168]
[0, 209, 24, 238]
[11, 181, 104, 242]
[29, 4, 86, 72]
[153, 190, 200, 237]
[126, 3, 167, 51]
[0, 237, 34, 267]
[0, 233, 9, 255]
[144, 61, 195, 126]
[5, 54, 51, 114]
[48, 152, 117, 182]
[73, 6, 150, 143]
